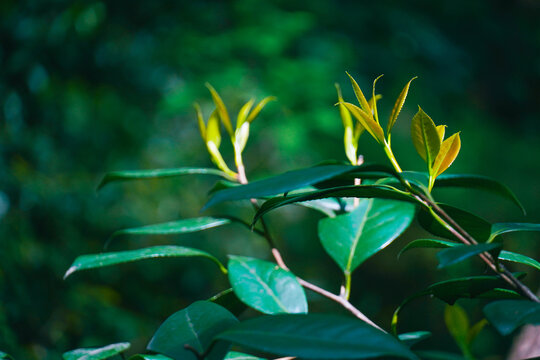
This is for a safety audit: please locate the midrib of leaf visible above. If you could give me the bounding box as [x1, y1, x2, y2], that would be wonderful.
[239, 260, 288, 312]
[421, 120, 435, 166]
[185, 310, 203, 352]
[345, 200, 373, 274]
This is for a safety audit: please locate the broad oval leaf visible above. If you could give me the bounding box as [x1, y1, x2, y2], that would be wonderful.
[64, 245, 226, 279]
[498, 250, 540, 272]
[63, 342, 130, 360]
[411, 107, 440, 167]
[98, 167, 234, 190]
[217, 314, 418, 359]
[483, 300, 540, 335]
[148, 301, 238, 360]
[435, 174, 525, 214]
[342, 102, 385, 143]
[319, 198, 415, 274]
[228, 256, 307, 314]
[489, 222, 540, 241]
[225, 352, 266, 360]
[436, 243, 501, 269]
[398, 238, 457, 259]
[432, 132, 461, 178]
[388, 77, 417, 135]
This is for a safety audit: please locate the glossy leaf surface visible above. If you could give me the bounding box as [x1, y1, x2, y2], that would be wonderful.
[148, 301, 238, 360]
[490, 222, 540, 241]
[342, 102, 385, 143]
[432, 133, 461, 177]
[398, 238, 457, 258]
[228, 256, 307, 314]
[217, 314, 418, 359]
[64, 246, 226, 279]
[63, 342, 130, 360]
[319, 198, 415, 273]
[98, 167, 234, 190]
[483, 300, 540, 335]
[436, 243, 501, 269]
[411, 107, 440, 166]
[499, 250, 540, 271]
[388, 77, 417, 135]
[346, 72, 372, 113]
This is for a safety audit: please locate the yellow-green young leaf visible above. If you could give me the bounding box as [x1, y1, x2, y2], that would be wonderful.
[436, 125, 446, 142]
[206, 83, 233, 136]
[344, 126, 357, 165]
[335, 83, 353, 129]
[237, 99, 255, 129]
[444, 304, 469, 350]
[194, 103, 206, 141]
[353, 121, 365, 143]
[206, 110, 221, 148]
[432, 132, 461, 177]
[371, 74, 384, 123]
[388, 77, 417, 135]
[368, 94, 382, 115]
[207, 141, 236, 178]
[411, 107, 441, 166]
[342, 102, 385, 144]
[346, 72, 371, 113]
[246, 96, 276, 123]
[234, 121, 250, 154]
[467, 319, 488, 345]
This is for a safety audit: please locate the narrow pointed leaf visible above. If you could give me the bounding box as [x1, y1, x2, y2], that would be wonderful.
[490, 222, 540, 241]
[98, 168, 235, 190]
[148, 301, 238, 360]
[336, 83, 353, 128]
[388, 77, 417, 135]
[342, 102, 385, 143]
[204, 165, 356, 209]
[63, 342, 130, 360]
[398, 331, 431, 347]
[371, 74, 384, 122]
[467, 319, 488, 345]
[411, 107, 440, 166]
[217, 314, 418, 359]
[435, 174, 525, 214]
[346, 72, 372, 113]
[432, 133, 461, 177]
[194, 103, 206, 140]
[64, 246, 226, 279]
[484, 300, 540, 335]
[437, 243, 501, 269]
[319, 198, 415, 273]
[444, 304, 469, 351]
[228, 256, 307, 314]
[398, 238, 457, 259]
[206, 110, 222, 148]
[234, 121, 250, 154]
[499, 250, 540, 271]
[225, 352, 266, 360]
[246, 96, 276, 123]
[206, 83, 233, 136]
[236, 99, 255, 128]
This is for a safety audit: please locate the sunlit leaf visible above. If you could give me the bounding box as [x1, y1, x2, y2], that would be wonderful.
[489, 222, 540, 241]
[436, 125, 446, 142]
[63, 342, 130, 360]
[206, 83, 233, 136]
[371, 74, 384, 122]
[319, 198, 415, 274]
[499, 250, 540, 271]
[246, 96, 276, 123]
[98, 167, 235, 190]
[206, 110, 222, 148]
[228, 256, 307, 314]
[234, 121, 250, 154]
[64, 246, 226, 279]
[236, 99, 255, 128]
[148, 301, 238, 360]
[342, 102, 385, 143]
[217, 314, 418, 359]
[346, 72, 372, 113]
[437, 243, 501, 269]
[432, 133, 461, 178]
[411, 107, 440, 167]
[483, 300, 540, 335]
[388, 77, 417, 136]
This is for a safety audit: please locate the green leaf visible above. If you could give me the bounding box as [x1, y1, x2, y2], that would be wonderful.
[388, 77, 417, 136]
[398, 238, 458, 258]
[64, 246, 226, 279]
[346, 72, 372, 113]
[499, 250, 540, 271]
[217, 314, 418, 359]
[411, 107, 441, 167]
[129, 355, 173, 360]
[341, 102, 385, 143]
[415, 351, 465, 360]
[224, 352, 266, 360]
[435, 174, 525, 214]
[371, 74, 383, 123]
[437, 243, 501, 269]
[0, 352, 14, 360]
[148, 301, 238, 360]
[417, 204, 491, 242]
[398, 331, 431, 347]
[206, 83, 233, 137]
[204, 165, 356, 209]
[98, 168, 234, 190]
[228, 256, 307, 314]
[483, 300, 540, 335]
[319, 198, 415, 274]
[254, 184, 421, 225]
[246, 96, 276, 123]
[236, 99, 255, 128]
[63, 342, 130, 360]
[444, 304, 469, 352]
[467, 319, 488, 345]
[490, 222, 540, 241]
[208, 288, 247, 317]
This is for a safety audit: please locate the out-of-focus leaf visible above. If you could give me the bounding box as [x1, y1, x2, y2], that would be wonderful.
[296, 198, 338, 217]
[224, 352, 266, 360]
[388, 77, 417, 136]
[0, 352, 13, 360]
[342, 102, 385, 143]
[148, 301, 238, 360]
[436, 243, 501, 269]
[98, 167, 235, 190]
[432, 133, 461, 178]
[346, 72, 372, 113]
[206, 83, 233, 136]
[234, 121, 250, 154]
[319, 198, 415, 274]
[444, 305, 469, 352]
[208, 288, 247, 317]
[236, 99, 255, 128]
[129, 355, 173, 360]
[417, 204, 491, 242]
[63, 342, 130, 360]
[246, 96, 276, 123]
[194, 103, 206, 140]
[435, 174, 525, 214]
[64, 246, 226, 279]
[228, 256, 307, 314]
[398, 238, 457, 259]
[398, 331, 431, 347]
[411, 107, 440, 166]
[467, 319, 488, 345]
[206, 110, 222, 148]
[217, 314, 418, 359]
[498, 250, 540, 271]
[489, 222, 540, 241]
[483, 300, 540, 335]
[415, 351, 465, 360]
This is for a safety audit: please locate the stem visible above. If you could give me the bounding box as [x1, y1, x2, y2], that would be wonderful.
[343, 272, 352, 301]
[383, 142, 403, 173]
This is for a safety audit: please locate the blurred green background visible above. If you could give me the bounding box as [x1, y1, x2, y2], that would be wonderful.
[1, 0, 539, 358]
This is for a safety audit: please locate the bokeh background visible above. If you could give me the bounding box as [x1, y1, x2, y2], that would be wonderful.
[1, 0, 540, 359]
